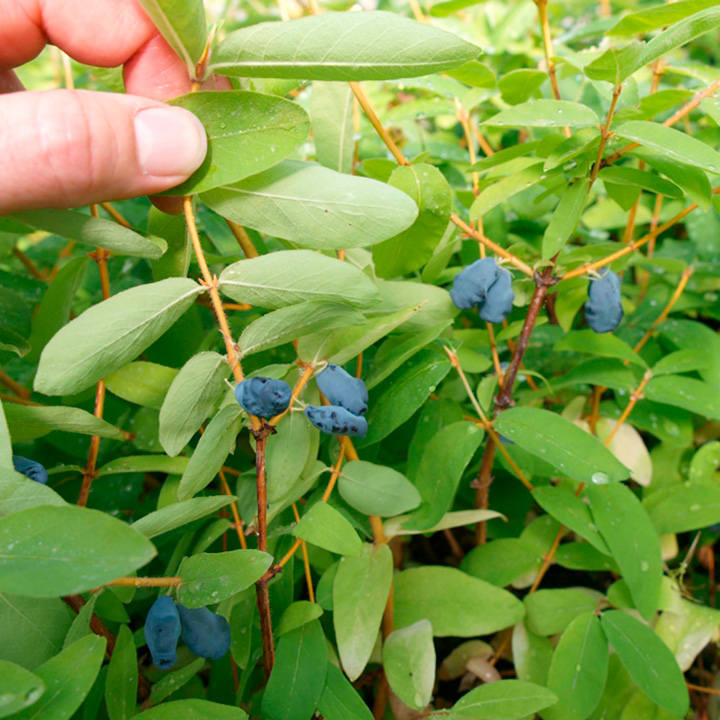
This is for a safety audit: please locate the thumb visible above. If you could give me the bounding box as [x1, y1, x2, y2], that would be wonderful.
[0, 89, 206, 213]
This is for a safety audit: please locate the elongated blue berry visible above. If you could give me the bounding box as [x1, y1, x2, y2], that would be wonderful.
[450, 257, 514, 323]
[304, 405, 368, 438]
[145, 596, 181, 670]
[234, 377, 292, 419]
[316, 364, 368, 415]
[177, 605, 231, 660]
[585, 271, 623, 334]
[479, 267, 514, 323]
[12, 456, 48, 484]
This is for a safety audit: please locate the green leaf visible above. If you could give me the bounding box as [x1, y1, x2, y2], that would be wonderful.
[495, 408, 630, 485]
[600, 610, 689, 717]
[34, 278, 202, 396]
[0, 403, 9, 469]
[137, 0, 207, 72]
[63, 594, 97, 649]
[219, 250, 379, 309]
[339, 460, 421, 517]
[498, 69, 546, 104]
[134, 699, 248, 719]
[405, 421, 484, 530]
[293, 502, 361, 556]
[104, 625, 137, 720]
[587, 483, 662, 621]
[609, 0, 719, 35]
[598, 166, 682, 199]
[159, 351, 230, 457]
[651, 349, 710, 376]
[147, 658, 204, 707]
[11, 210, 165, 259]
[661, 319, 720, 389]
[148, 207, 189, 281]
[262, 620, 328, 720]
[105, 361, 178, 409]
[461, 538, 540, 588]
[470, 163, 545, 219]
[0, 593, 72, 669]
[614, 121, 720, 175]
[12, 635, 105, 720]
[132, 496, 235, 538]
[584, 41, 646, 84]
[525, 589, 601, 636]
[202, 161, 418, 251]
[446, 59, 496, 87]
[373, 164, 452, 278]
[317, 663, 374, 720]
[276, 601, 323, 636]
[26, 257, 88, 362]
[167, 92, 309, 195]
[482, 100, 599, 128]
[429, 0, 488, 17]
[543, 613, 609, 720]
[385, 509, 504, 540]
[644, 483, 720, 533]
[394, 566, 524, 637]
[310, 82, 354, 174]
[542, 179, 589, 259]
[333, 543, 393, 680]
[360, 349, 451, 445]
[554, 330, 646, 368]
[177, 549, 272, 607]
[3, 404, 124, 443]
[239, 302, 363, 357]
[383, 620, 435, 710]
[178, 405, 243, 500]
[96, 455, 188, 477]
[512, 623, 553, 686]
[0, 660, 44, 718]
[532, 486, 610, 554]
[211, 12, 479, 80]
[0, 506, 155, 596]
[635, 150, 712, 209]
[644, 375, 720, 420]
[448, 679, 558, 719]
[0, 469, 66, 518]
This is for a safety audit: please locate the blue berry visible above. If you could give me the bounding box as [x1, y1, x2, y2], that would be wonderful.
[12, 456, 48, 484]
[144, 596, 181, 670]
[177, 605, 231, 661]
[234, 377, 292, 419]
[304, 405, 368, 438]
[585, 271, 623, 334]
[450, 258, 514, 323]
[316, 364, 368, 415]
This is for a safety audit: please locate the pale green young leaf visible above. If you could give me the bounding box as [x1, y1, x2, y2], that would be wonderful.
[262, 620, 328, 720]
[12, 635, 105, 720]
[385, 509, 504, 540]
[333, 543, 393, 680]
[11, 210, 166, 259]
[383, 620, 435, 710]
[104, 625, 137, 720]
[373, 164, 452, 278]
[293, 501, 362, 556]
[0, 660, 44, 718]
[211, 12, 479, 80]
[543, 613, 609, 720]
[338, 460, 420, 517]
[167, 92, 310, 195]
[311, 82, 354, 174]
[587, 483, 662, 621]
[201, 161, 418, 251]
[137, 0, 207, 72]
[34, 278, 202, 396]
[178, 405, 243, 500]
[131, 496, 235, 538]
[0, 506, 156, 597]
[219, 250, 380, 309]
[495, 408, 630, 485]
[159, 351, 230, 457]
[177, 550, 272, 607]
[600, 611, 689, 717]
[482, 100, 599, 128]
[449, 679, 557, 719]
[394, 566, 524, 637]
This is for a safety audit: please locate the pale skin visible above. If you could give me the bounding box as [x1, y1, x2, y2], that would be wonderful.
[0, 0, 222, 214]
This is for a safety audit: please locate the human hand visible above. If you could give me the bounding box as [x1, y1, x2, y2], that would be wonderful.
[0, 0, 211, 214]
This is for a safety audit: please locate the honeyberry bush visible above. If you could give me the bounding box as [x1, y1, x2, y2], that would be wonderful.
[3, 0, 720, 718]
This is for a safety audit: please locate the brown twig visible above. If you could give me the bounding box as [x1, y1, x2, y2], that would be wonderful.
[219, 467, 247, 549]
[226, 219, 259, 258]
[534, 0, 569, 136]
[603, 370, 653, 446]
[589, 83, 623, 187]
[12, 247, 46, 280]
[107, 576, 181, 587]
[100, 202, 131, 228]
[0, 369, 30, 400]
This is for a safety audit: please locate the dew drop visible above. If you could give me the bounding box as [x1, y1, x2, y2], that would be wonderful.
[591, 472, 609, 485]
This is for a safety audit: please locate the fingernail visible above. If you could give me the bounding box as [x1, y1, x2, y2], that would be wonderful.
[134, 107, 207, 177]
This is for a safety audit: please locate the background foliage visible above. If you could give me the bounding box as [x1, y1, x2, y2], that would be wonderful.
[2, 0, 720, 718]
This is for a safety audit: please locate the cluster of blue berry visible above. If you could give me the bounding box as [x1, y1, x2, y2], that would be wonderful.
[234, 364, 369, 439]
[144, 596, 230, 670]
[450, 257, 514, 323]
